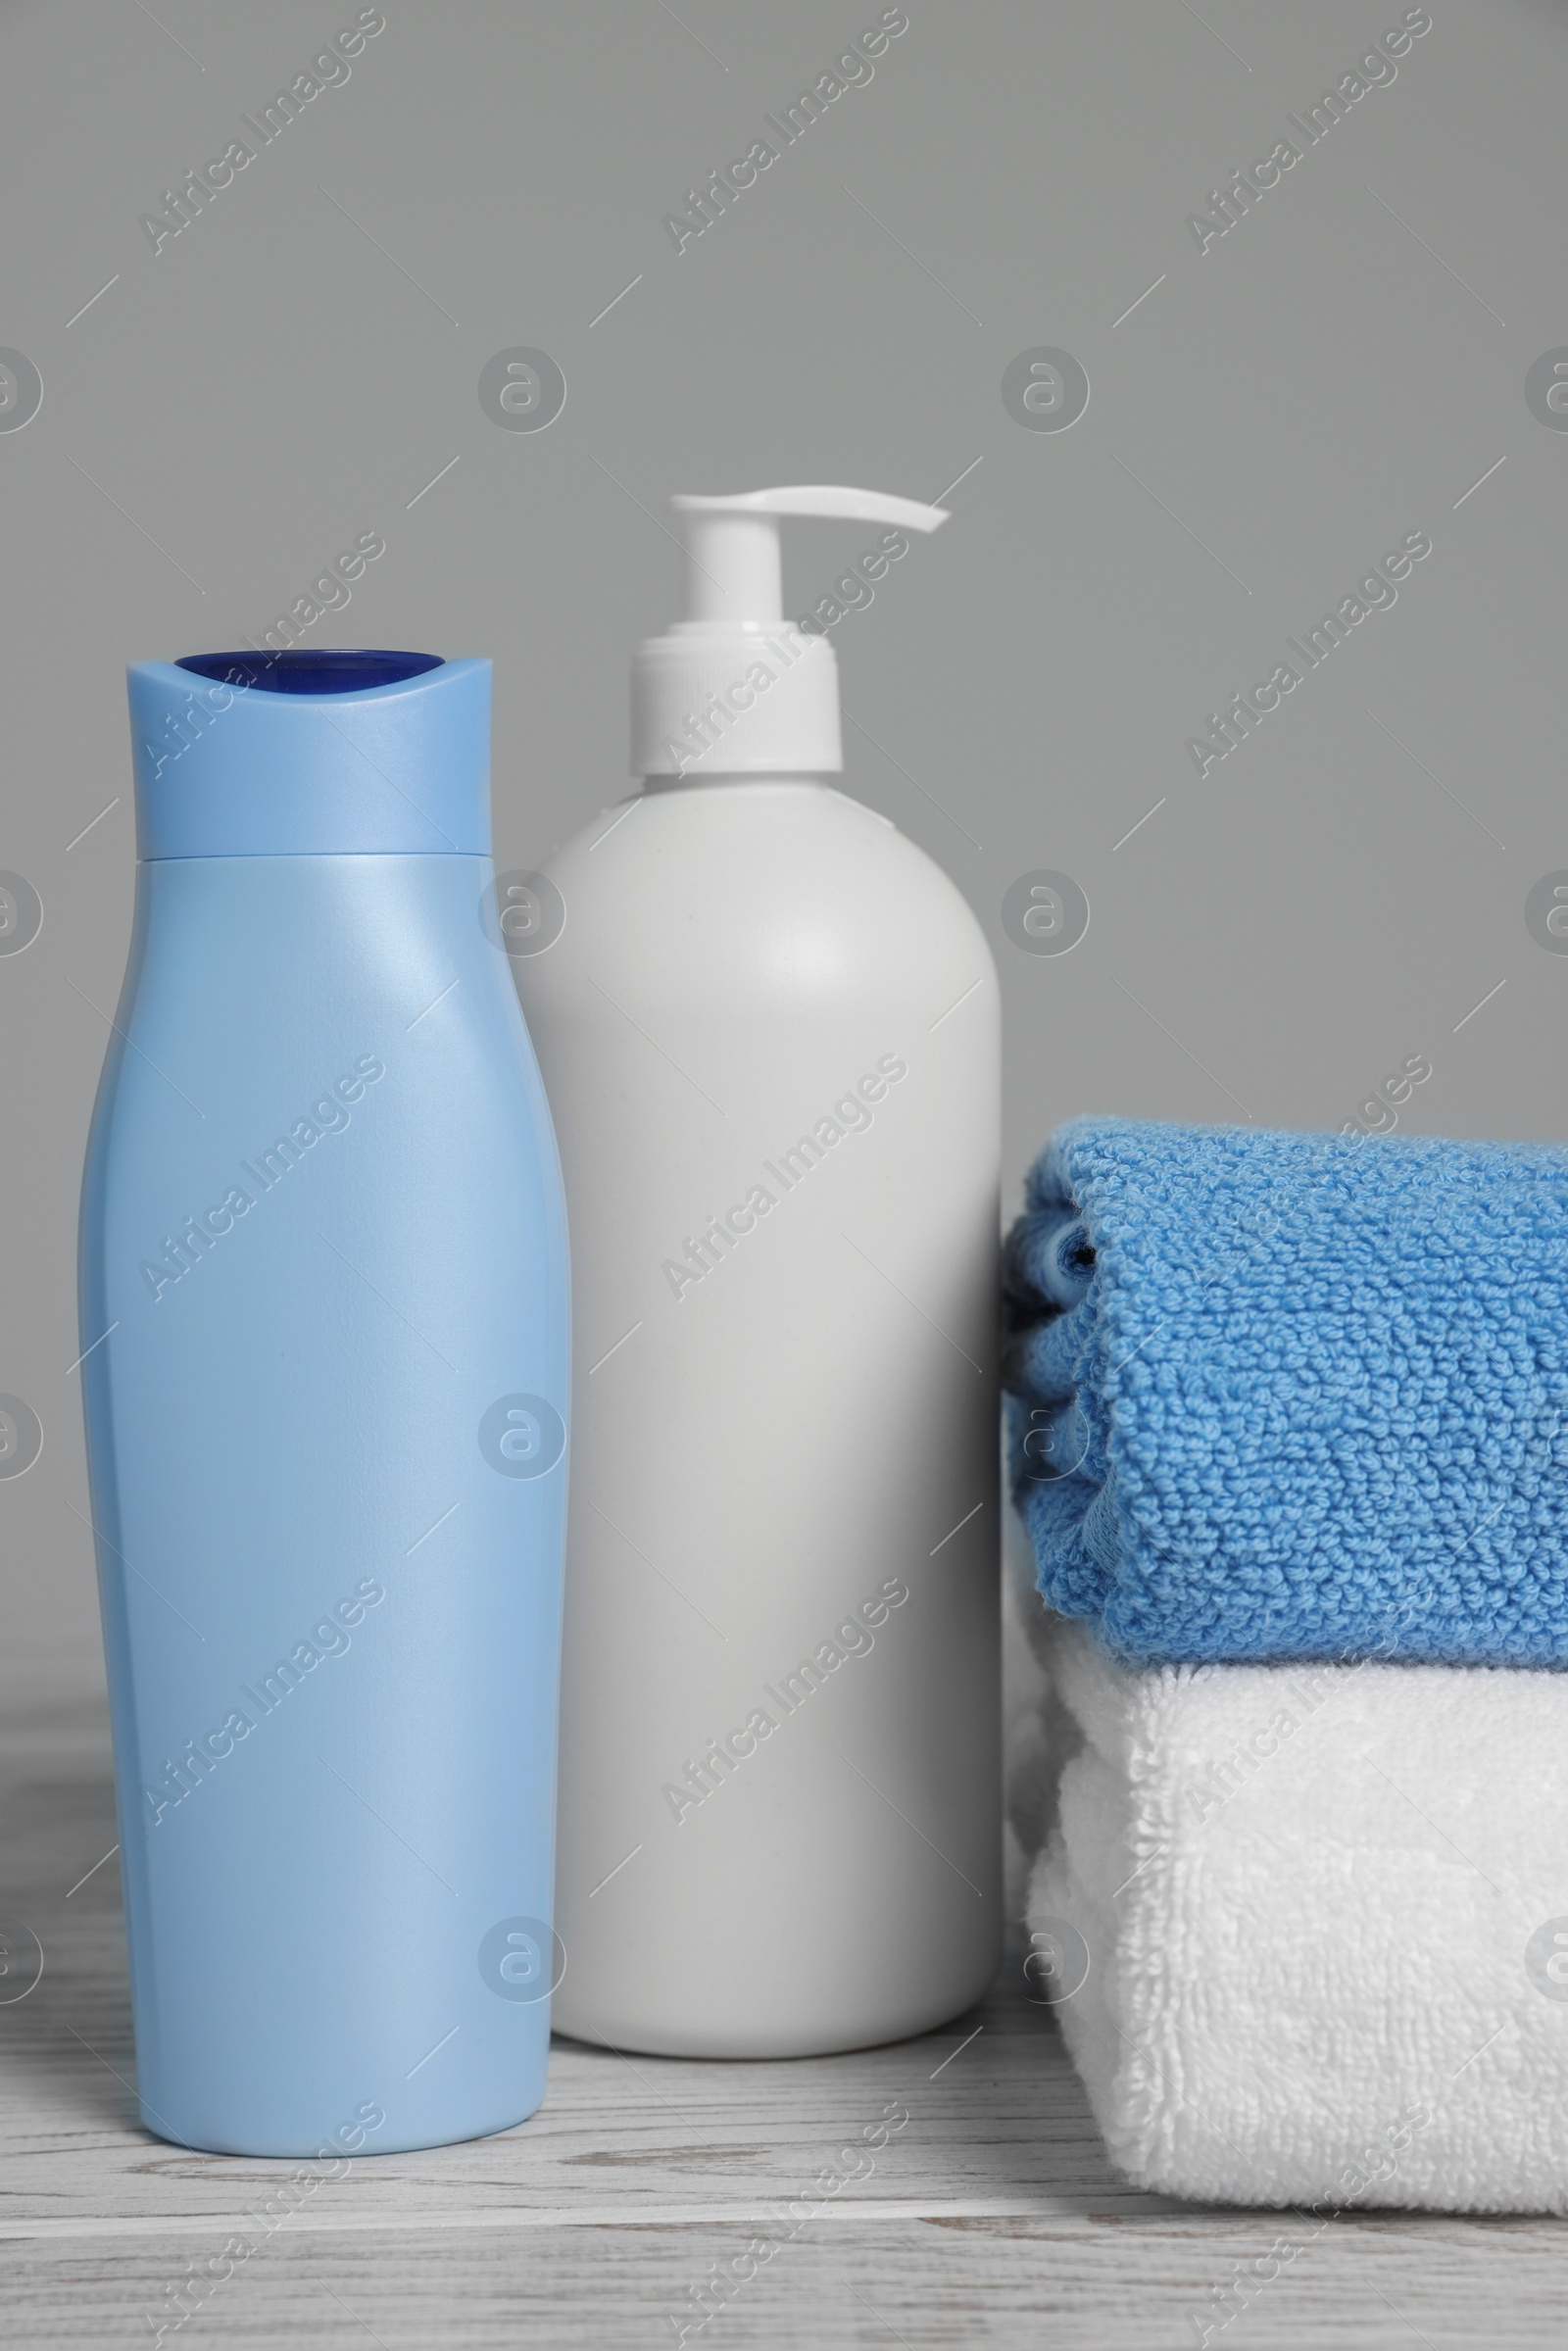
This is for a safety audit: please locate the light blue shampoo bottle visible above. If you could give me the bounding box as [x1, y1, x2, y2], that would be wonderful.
[78, 649, 569, 2157]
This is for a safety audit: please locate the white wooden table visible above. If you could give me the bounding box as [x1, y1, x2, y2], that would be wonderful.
[3, 1674, 1563, 2349]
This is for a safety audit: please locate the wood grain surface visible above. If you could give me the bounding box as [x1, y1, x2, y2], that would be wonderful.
[2, 1678, 1563, 2348]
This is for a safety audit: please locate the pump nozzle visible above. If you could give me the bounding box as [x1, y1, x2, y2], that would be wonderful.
[670, 486, 948, 624]
[633, 484, 949, 779]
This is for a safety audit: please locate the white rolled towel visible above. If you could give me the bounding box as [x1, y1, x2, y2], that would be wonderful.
[1026, 1613, 1568, 2211]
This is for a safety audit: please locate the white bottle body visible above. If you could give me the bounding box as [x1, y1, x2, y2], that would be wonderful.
[517, 778, 1000, 2058]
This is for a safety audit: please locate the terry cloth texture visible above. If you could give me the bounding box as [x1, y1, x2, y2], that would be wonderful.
[1027, 1614, 1568, 2212]
[1004, 1117, 1568, 1666]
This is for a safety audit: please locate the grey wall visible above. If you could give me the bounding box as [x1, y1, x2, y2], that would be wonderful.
[4, 0, 1567, 1678]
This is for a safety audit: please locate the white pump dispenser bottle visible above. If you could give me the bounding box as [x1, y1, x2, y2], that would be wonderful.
[516, 487, 1001, 2058]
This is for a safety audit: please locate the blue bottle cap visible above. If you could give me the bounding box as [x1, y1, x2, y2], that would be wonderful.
[175, 649, 446, 696]
[127, 651, 491, 858]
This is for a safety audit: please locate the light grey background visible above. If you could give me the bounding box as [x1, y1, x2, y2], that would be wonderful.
[3, 0, 1566, 1682]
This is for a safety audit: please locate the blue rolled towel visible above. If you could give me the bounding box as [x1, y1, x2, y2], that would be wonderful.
[1004, 1116, 1568, 1666]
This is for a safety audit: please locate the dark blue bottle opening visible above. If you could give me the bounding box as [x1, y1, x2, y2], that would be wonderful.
[176, 650, 445, 696]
